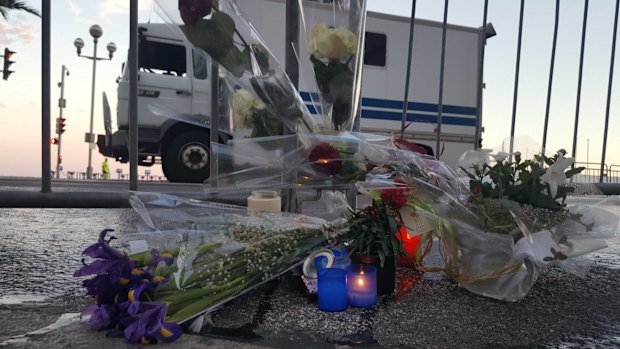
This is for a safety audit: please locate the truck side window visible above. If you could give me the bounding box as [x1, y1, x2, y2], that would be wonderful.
[139, 39, 187, 77]
[364, 32, 386, 67]
[193, 49, 208, 80]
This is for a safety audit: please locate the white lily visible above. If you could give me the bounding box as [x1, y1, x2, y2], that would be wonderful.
[490, 151, 511, 163]
[540, 153, 574, 198]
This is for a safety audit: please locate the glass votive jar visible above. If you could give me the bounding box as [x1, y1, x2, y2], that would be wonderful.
[247, 190, 281, 212]
[317, 268, 348, 312]
[346, 264, 377, 308]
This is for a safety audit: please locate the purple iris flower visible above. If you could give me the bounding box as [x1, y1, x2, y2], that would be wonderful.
[148, 249, 174, 268]
[83, 304, 113, 330]
[74, 229, 136, 285]
[76, 229, 182, 344]
[127, 279, 151, 315]
[179, 0, 212, 28]
[124, 302, 182, 344]
[81, 273, 129, 305]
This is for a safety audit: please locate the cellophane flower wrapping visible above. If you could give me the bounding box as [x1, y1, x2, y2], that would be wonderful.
[301, 0, 367, 131]
[122, 192, 347, 324]
[203, 131, 400, 195]
[240, 137, 620, 302]
[153, 0, 319, 136]
[414, 149, 620, 301]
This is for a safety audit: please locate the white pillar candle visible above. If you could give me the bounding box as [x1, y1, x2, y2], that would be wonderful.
[247, 190, 281, 212]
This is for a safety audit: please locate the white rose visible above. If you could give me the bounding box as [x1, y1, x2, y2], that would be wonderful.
[333, 27, 357, 56]
[232, 89, 255, 127]
[309, 24, 329, 58]
[309, 24, 357, 60]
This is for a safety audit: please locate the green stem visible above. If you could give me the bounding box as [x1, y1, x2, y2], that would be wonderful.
[166, 272, 262, 324]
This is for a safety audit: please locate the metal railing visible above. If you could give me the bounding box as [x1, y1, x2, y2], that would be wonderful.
[573, 162, 620, 183]
[34, 1, 620, 198]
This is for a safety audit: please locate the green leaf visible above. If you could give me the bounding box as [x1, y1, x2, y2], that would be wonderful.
[380, 240, 389, 258]
[387, 216, 397, 235]
[530, 194, 561, 210]
[390, 234, 401, 255]
[378, 250, 386, 268]
[543, 256, 554, 262]
[564, 167, 585, 178]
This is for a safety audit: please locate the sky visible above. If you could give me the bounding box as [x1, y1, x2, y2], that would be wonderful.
[0, 0, 619, 178]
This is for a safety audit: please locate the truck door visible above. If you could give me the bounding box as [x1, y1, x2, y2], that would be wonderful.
[190, 48, 212, 119]
[137, 36, 192, 128]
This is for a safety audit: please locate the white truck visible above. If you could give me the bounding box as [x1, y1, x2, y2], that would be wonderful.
[98, 0, 489, 183]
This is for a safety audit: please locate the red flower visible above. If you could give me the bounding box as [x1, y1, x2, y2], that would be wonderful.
[309, 142, 343, 175]
[380, 187, 409, 211]
[179, 0, 212, 28]
[362, 206, 380, 219]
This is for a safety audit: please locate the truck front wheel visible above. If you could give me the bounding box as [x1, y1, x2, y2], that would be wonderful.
[162, 131, 211, 183]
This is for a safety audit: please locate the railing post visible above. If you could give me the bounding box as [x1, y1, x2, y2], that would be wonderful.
[509, 0, 525, 156]
[542, 0, 560, 151]
[435, 0, 449, 160]
[400, 0, 417, 139]
[600, 0, 619, 183]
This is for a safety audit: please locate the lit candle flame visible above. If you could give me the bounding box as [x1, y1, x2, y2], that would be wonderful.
[357, 278, 364, 286]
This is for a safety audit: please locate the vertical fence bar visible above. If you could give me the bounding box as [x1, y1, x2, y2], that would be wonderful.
[600, 0, 620, 182]
[400, 0, 417, 139]
[41, 0, 51, 193]
[542, 0, 560, 151]
[509, 0, 525, 156]
[284, 0, 299, 212]
[435, 0, 449, 159]
[571, 0, 589, 165]
[474, 0, 489, 149]
[129, 0, 139, 191]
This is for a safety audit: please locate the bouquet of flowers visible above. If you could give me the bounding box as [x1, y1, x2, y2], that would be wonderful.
[202, 131, 400, 194]
[410, 148, 620, 301]
[231, 88, 281, 138]
[303, 0, 367, 131]
[346, 183, 410, 267]
[75, 193, 348, 343]
[155, 0, 318, 135]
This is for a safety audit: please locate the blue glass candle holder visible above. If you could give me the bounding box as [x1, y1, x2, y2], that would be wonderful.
[346, 264, 377, 308]
[317, 268, 348, 312]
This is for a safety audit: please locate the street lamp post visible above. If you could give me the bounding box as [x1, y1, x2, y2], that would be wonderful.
[74, 25, 116, 180]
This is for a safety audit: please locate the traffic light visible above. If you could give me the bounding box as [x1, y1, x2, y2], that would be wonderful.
[1, 48, 15, 80]
[51, 137, 58, 145]
[56, 117, 66, 134]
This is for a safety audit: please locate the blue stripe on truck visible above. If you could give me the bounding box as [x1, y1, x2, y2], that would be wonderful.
[300, 92, 478, 127]
[361, 109, 477, 127]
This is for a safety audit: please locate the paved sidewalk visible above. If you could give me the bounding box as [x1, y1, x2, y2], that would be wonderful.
[2, 263, 620, 348]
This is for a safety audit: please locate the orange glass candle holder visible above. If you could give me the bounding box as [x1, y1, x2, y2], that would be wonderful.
[397, 227, 422, 266]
